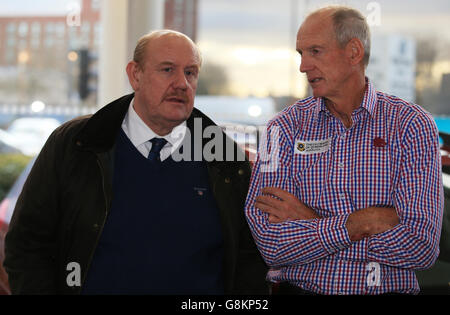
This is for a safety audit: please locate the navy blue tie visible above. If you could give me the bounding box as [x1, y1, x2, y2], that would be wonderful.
[147, 138, 168, 161]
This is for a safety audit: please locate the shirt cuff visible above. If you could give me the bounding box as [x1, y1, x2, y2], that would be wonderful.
[316, 214, 352, 254]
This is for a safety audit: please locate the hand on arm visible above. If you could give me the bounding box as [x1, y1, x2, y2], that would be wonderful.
[255, 187, 321, 223]
[256, 187, 400, 242]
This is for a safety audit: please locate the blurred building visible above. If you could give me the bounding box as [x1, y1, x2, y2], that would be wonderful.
[0, 0, 198, 66]
[0, 0, 101, 106]
[0, 0, 198, 105]
[437, 73, 450, 114]
[0, 0, 100, 67]
[366, 34, 417, 103]
[441, 73, 450, 99]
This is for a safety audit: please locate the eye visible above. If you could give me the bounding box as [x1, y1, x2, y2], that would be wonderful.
[311, 48, 320, 56]
[185, 69, 198, 77]
[162, 67, 173, 73]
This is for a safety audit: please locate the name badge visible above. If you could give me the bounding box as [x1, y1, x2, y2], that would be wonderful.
[295, 138, 331, 155]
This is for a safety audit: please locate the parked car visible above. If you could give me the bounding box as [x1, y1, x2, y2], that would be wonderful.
[6, 117, 61, 156]
[0, 129, 22, 154]
[194, 95, 278, 126]
[1, 130, 449, 295]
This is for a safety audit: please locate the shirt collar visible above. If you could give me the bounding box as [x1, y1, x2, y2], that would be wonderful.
[121, 98, 187, 149]
[360, 77, 377, 119]
[314, 77, 378, 122]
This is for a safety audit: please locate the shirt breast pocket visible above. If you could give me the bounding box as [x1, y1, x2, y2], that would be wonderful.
[292, 152, 328, 206]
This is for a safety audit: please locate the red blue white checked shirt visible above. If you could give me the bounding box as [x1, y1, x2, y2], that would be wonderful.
[245, 79, 444, 295]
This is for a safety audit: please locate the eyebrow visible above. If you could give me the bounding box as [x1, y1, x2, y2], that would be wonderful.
[297, 45, 324, 55]
[157, 61, 199, 69]
[158, 61, 175, 67]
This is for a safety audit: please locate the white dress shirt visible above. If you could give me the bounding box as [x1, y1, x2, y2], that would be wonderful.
[121, 98, 187, 161]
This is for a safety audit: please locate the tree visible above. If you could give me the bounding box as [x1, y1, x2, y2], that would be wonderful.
[197, 62, 230, 95]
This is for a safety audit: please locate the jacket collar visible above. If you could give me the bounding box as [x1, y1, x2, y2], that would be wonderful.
[75, 93, 133, 152]
[74, 93, 230, 161]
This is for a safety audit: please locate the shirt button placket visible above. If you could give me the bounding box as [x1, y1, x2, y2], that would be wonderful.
[332, 132, 347, 202]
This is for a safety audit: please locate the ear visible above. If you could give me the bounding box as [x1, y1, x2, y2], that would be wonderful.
[126, 61, 142, 91]
[346, 38, 365, 66]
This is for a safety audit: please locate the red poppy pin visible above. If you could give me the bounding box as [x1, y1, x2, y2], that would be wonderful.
[373, 137, 387, 148]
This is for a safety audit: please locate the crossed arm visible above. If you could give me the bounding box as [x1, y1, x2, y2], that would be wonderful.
[245, 116, 443, 270]
[255, 187, 399, 242]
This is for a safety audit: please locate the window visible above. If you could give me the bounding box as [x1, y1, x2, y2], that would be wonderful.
[46, 22, 55, 34]
[6, 23, 16, 34]
[31, 22, 41, 49]
[80, 22, 91, 47]
[31, 22, 41, 35]
[45, 37, 54, 48]
[5, 48, 15, 63]
[45, 22, 55, 47]
[18, 22, 28, 37]
[55, 22, 65, 39]
[6, 37, 16, 48]
[67, 27, 79, 49]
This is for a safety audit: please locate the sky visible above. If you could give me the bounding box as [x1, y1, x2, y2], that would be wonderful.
[0, 0, 78, 16]
[1, 0, 450, 97]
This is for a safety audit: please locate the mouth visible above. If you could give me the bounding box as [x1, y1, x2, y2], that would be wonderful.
[308, 77, 323, 85]
[165, 96, 187, 104]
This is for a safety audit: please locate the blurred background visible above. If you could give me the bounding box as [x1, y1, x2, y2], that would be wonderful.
[0, 0, 450, 294]
[2, 0, 449, 194]
[0, 0, 449, 150]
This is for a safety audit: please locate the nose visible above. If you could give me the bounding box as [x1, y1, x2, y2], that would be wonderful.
[173, 69, 188, 90]
[299, 55, 314, 73]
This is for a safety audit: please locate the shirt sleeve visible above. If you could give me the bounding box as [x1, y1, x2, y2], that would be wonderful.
[365, 113, 444, 270]
[245, 122, 352, 268]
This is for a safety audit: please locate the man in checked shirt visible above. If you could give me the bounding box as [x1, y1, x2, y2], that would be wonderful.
[245, 5, 444, 295]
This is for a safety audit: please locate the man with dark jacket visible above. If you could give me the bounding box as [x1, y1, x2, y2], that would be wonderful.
[3, 30, 267, 295]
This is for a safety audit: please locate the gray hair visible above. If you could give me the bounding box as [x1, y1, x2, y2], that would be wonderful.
[311, 6, 371, 67]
